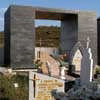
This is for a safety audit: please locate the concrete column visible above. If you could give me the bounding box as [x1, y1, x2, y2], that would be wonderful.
[60, 15, 78, 54]
[97, 19, 100, 65]
[4, 5, 35, 68]
[78, 11, 97, 66]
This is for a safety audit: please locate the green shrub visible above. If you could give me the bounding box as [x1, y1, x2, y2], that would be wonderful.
[95, 67, 100, 74]
[0, 74, 29, 100]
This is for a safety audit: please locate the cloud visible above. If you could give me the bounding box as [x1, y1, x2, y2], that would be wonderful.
[0, 8, 7, 31]
[0, 18, 4, 21]
[0, 21, 4, 31]
[0, 8, 7, 17]
[0, 8, 7, 12]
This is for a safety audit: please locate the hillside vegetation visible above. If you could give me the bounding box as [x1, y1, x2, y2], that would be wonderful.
[0, 26, 60, 48]
[36, 26, 60, 47]
[0, 73, 29, 100]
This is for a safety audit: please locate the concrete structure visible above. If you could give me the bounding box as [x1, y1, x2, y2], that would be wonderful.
[98, 18, 100, 65]
[4, 5, 97, 68]
[4, 5, 35, 68]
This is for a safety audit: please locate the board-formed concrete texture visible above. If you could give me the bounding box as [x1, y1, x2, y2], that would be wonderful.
[4, 5, 97, 68]
[4, 5, 35, 68]
[97, 18, 100, 65]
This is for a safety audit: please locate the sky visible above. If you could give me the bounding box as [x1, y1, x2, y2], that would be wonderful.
[0, 0, 100, 31]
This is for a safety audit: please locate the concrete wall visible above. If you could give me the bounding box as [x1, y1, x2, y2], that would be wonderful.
[60, 11, 97, 66]
[4, 7, 10, 65]
[60, 15, 78, 54]
[78, 12, 97, 65]
[98, 19, 100, 65]
[4, 6, 35, 68]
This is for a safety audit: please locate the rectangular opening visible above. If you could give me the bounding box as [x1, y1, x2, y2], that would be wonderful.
[35, 19, 61, 47]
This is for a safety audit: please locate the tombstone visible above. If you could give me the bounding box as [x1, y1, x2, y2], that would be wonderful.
[72, 49, 82, 74]
[29, 71, 65, 100]
[80, 47, 93, 85]
[60, 66, 67, 80]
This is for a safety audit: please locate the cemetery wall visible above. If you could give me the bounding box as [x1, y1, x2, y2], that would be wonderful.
[29, 71, 65, 100]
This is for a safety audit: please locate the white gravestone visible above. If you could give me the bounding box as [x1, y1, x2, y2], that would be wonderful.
[60, 67, 67, 80]
[80, 37, 93, 85]
[72, 49, 82, 73]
